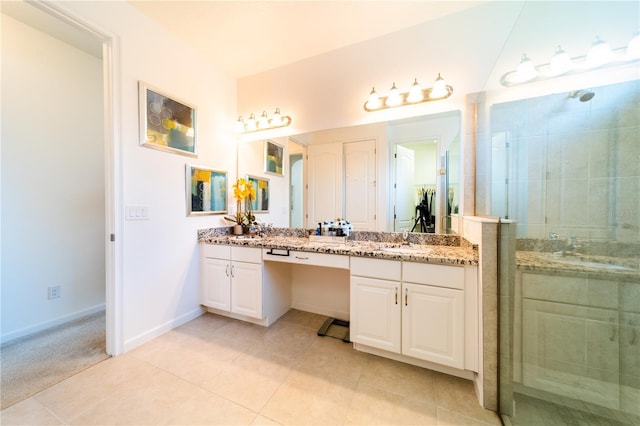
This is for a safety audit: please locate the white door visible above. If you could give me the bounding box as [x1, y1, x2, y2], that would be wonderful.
[289, 154, 304, 228]
[307, 143, 342, 225]
[394, 145, 415, 231]
[231, 261, 263, 319]
[350, 276, 401, 353]
[402, 282, 464, 368]
[344, 140, 377, 230]
[201, 258, 231, 311]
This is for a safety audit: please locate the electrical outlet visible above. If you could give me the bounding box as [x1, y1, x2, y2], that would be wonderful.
[48, 285, 61, 299]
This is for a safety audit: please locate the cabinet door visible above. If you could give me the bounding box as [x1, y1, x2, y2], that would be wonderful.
[402, 282, 464, 369]
[201, 258, 231, 311]
[522, 299, 620, 410]
[350, 275, 401, 353]
[307, 143, 342, 225]
[231, 261, 263, 319]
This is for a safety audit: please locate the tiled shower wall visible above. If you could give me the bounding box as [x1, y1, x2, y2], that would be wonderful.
[488, 80, 639, 243]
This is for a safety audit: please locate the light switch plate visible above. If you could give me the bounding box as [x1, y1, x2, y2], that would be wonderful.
[126, 205, 150, 220]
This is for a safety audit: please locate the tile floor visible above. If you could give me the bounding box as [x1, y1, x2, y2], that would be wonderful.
[0, 310, 501, 425]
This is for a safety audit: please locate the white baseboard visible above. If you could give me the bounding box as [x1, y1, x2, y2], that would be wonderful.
[0, 304, 106, 345]
[122, 307, 205, 353]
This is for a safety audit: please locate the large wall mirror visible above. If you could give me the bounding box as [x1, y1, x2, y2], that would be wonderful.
[238, 110, 461, 235]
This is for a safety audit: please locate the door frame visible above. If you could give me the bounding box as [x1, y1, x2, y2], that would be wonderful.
[31, 0, 123, 355]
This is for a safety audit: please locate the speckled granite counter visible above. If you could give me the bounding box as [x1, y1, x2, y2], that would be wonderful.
[516, 250, 639, 279]
[197, 228, 478, 266]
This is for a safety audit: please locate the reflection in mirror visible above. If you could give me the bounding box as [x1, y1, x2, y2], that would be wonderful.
[281, 110, 461, 234]
[289, 139, 304, 227]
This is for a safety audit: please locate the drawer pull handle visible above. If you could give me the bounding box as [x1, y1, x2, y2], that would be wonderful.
[225, 265, 230, 277]
[405, 288, 408, 306]
[230, 265, 235, 278]
[609, 317, 616, 342]
[395, 287, 398, 305]
[266, 249, 290, 256]
[295, 256, 309, 260]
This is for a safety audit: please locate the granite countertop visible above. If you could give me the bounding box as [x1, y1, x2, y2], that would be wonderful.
[516, 250, 639, 279]
[198, 234, 479, 266]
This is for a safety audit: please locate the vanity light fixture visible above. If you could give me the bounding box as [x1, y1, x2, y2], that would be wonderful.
[501, 34, 640, 87]
[236, 108, 292, 133]
[364, 73, 453, 112]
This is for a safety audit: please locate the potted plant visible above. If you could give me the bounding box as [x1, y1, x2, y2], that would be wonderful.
[225, 178, 256, 234]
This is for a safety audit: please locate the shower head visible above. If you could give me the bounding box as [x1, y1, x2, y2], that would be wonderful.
[569, 89, 595, 102]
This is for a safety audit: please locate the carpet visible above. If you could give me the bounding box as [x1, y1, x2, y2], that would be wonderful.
[0, 310, 109, 410]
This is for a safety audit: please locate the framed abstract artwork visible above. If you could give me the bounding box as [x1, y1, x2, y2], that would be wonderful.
[264, 140, 284, 176]
[186, 164, 227, 216]
[246, 175, 269, 213]
[139, 81, 197, 157]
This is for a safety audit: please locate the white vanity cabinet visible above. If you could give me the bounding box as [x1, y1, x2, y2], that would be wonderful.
[350, 257, 402, 353]
[201, 244, 263, 320]
[350, 257, 475, 372]
[402, 262, 465, 369]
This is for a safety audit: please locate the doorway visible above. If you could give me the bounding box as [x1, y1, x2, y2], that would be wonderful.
[1, 0, 118, 374]
[392, 139, 438, 232]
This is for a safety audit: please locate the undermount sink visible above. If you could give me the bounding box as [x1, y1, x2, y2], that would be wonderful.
[382, 246, 429, 255]
[554, 258, 635, 271]
[546, 254, 636, 271]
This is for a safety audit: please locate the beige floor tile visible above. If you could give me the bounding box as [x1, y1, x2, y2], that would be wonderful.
[359, 354, 437, 404]
[166, 388, 257, 425]
[67, 363, 226, 425]
[0, 397, 63, 425]
[345, 382, 438, 425]
[251, 414, 283, 425]
[202, 350, 294, 412]
[278, 309, 328, 330]
[259, 320, 320, 360]
[433, 372, 499, 425]
[33, 355, 158, 422]
[294, 337, 369, 385]
[260, 369, 357, 425]
[437, 407, 501, 425]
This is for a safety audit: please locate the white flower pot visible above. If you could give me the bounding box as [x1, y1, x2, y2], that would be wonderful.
[233, 224, 243, 235]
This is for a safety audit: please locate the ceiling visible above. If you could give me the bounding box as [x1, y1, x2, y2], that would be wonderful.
[128, 1, 490, 78]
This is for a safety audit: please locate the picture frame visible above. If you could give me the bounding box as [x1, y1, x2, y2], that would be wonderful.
[246, 175, 269, 213]
[139, 81, 197, 158]
[264, 140, 284, 176]
[186, 164, 227, 216]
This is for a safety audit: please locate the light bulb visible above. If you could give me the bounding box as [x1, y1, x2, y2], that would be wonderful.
[430, 73, 449, 99]
[548, 45, 570, 76]
[626, 32, 640, 60]
[235, 116, 245, 133]
[271, 108, 282, 126]
[365, 87, 381, 110]
[246, 113, 257, 132]
[407, 78, 424, 103]
[585, 36, 613, 68]
[515, 54, 537, 82]
[386, 83, 402, 107]
[258, 111, 269, 129]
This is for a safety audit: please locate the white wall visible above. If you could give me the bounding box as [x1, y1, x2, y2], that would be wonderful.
[237, 1, 524, 136]
[1, 15, 105, 341]
[38, 1, 237, 352]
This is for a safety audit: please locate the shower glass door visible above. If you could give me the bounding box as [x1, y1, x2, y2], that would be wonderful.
[489, 80, 640, 425]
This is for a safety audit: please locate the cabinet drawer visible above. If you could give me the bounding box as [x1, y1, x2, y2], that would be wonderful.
[350, 257, 401, 281]
[231, 246, 262, 264]
[263, 249, 349, 269]
[403, 262, 464, 290]
[202, 244, 231, 260]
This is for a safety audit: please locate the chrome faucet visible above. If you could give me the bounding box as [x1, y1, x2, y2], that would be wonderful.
[565, 236, 581, 255]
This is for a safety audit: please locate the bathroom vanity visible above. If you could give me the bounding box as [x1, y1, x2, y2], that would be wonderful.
[198, 229, 479, 378]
